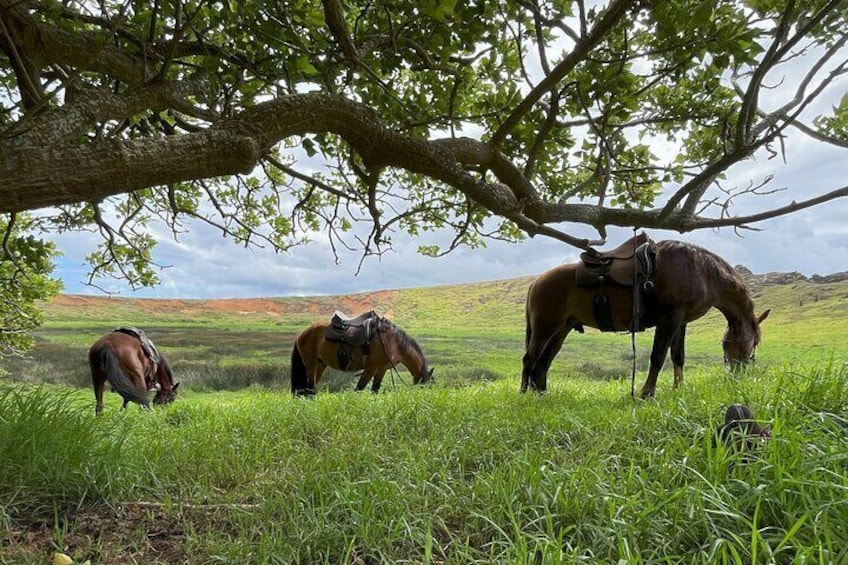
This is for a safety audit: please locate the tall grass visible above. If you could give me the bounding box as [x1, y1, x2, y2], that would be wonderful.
[2, 362, 847, 563]
[0, 387, 134, 521]
[2, 280, 846, 562]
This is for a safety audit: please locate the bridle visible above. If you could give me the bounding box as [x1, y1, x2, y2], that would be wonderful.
[722, 336, 757, 364]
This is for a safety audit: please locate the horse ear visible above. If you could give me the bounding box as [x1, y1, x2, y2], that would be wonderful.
[173, 382, 180, 391]
[757, 309, 771, 325]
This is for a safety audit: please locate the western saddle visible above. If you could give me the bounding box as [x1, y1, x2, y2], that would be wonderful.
[575, 233, 657, 332]
[324, 310, 382, 370]
[113, 326, 162, 390]
[114, 326, 161, 364]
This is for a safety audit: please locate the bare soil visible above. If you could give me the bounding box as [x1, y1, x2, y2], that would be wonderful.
[2, 504, 193, 564]
[50, 291, 399, 319]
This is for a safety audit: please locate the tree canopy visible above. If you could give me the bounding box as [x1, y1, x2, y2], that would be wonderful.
[1, 0, 848, 350]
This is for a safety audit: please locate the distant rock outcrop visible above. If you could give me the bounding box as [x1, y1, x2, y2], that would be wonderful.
[810, 272, 848, 284]
[734, 265, 848, 286]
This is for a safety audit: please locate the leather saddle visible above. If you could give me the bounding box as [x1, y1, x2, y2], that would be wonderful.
[574, 233, 658, 332]
[576, 232, 656, 287]
[325, 310, 380, 346]
[113, 326, 162, 364]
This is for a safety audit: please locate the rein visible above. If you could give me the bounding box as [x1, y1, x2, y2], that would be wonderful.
[376, 323, 405, 390]
[630, 228, 638, 398]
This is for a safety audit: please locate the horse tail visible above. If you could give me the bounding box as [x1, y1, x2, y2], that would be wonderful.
[88, 344, 148, 407]
[290, 341, 310, 395]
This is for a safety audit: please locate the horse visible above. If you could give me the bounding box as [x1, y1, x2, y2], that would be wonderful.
[714, 404, 772, 453]
[89, 329, 180, 415]
[290, 315, 434, 395]
[521, 239, 770, 398]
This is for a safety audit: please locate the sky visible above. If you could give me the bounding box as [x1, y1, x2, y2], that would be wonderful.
[50, 151, 848, 300]
[46, 35, 848, 300]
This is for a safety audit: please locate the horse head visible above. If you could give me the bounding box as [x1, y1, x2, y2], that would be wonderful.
[386, 322, 433, 385]
[152, 356, 180, 406]
[415, 366, 435, 385]
[723, 309, 770, 368]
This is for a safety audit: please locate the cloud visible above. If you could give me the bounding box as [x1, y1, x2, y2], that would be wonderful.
[48, 197, 847, 300]
[43, 45, 848, 299]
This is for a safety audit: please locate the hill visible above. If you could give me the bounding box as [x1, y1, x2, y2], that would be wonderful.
[43, 276, 535, 333]
[35, 267, 848, 383]
[42, 267, 848, 334]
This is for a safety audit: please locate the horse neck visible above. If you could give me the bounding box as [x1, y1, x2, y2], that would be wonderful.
[156, 359, 175, 390]
[716, 285, 756, 335]
[387, 329, 426, 377]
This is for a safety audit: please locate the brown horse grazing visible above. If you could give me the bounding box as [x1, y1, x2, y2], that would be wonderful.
[89, 329, 179, 415]
[522, 239, 770, 398]
[290, 315, 434, 395]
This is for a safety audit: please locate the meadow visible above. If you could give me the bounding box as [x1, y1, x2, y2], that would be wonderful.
[1, 276, 847, 563]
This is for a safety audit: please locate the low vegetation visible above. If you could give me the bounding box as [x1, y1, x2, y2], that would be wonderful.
[1, 276, 846, 563]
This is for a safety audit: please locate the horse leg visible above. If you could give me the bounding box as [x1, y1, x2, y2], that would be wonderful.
[355, 371, 372, 391]
[670, 323, 687, 388]
[370, 370, 388, 394]
[93, 374, 106, 416]
[640, 311, 686, 399]
[305, 364, 326, 395]
[522, 324, 571, 393]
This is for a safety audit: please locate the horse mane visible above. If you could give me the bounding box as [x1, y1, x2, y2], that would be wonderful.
[382, 320, 427, 365]
[659, 240, 750, 294]
[157, 354, 176, 387]
[660, 240, 760, 339]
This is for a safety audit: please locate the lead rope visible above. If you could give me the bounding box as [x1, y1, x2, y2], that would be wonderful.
[377, 324, 404, 390]
[631, 228, 638, 398]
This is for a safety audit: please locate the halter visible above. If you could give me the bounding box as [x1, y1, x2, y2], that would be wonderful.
[722, 335, 757, 364]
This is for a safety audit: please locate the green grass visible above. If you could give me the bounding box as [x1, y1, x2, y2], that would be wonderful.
[1, 277, 846, 562]
[2, 362, 848, 563]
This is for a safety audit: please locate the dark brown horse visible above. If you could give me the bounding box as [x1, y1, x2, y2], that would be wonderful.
[522, 239, 770, 398]
[715, 404, 772, 453]
[89, 329, 179, 415]
[290, 316, 434, 395]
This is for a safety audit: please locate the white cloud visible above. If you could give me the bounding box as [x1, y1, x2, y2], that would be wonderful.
[43, 29, 848, 299]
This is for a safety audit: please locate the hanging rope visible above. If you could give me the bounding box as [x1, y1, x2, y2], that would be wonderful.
[630, 227, 638, 398]
[377, 326, 405, 390]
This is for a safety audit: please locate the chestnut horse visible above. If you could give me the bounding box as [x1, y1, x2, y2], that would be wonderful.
[89, 329, 179, 415]
[522, 240, 770, 398]
[290, 317, 434, 395]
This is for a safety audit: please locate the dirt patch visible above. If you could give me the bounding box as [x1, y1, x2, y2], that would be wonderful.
[50, 291, 402, 319]
[2, 505, 190, 564]
[338, 290, 397, 318]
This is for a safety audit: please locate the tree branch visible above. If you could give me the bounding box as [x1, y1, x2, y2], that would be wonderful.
[491, 0, 637, 146]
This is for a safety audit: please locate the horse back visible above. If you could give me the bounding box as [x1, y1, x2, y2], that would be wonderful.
[528, 262, 654, 332]
[651, 241, 720, 312]
[90, 332, 149, 375]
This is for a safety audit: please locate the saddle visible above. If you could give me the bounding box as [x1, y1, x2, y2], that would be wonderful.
[113, 326, 162, 390]
[325, 311, 380, 346]
[576, 232, 655, 287]
[574, 233, 658, 332]
[324, 311, 381, 370]
[113, 326, 162, 364]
